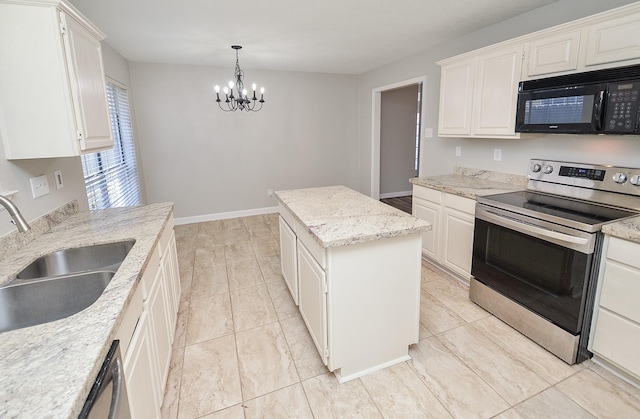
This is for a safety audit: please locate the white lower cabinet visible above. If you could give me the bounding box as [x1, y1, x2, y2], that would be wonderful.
[279, 216, 299, 305]
[118, 218, 181, 418]
[589, 236, 640, 383]
[277, 204, 422, 382]
[412, 185, 475, 282]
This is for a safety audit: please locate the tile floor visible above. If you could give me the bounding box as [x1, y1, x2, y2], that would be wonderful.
[161, 213, 640, 418]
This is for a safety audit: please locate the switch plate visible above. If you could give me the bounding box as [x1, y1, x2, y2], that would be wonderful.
[424, 127, 433, 138]
[54, 170, 64, 189]
[455, 146, 462, 157]
[30, 174, 50, 199]
[493, 148, 502, 161]
[267, 189, 274, 197]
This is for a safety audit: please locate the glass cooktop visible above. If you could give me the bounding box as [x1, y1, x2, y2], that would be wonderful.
[478, 190, 637, 226]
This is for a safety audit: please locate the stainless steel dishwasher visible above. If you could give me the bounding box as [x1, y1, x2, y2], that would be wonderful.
[79, 340, 131, 418]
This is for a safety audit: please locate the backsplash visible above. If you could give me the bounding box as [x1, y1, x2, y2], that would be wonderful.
[454, 166, 529, 187]
[0, 200, 79, 261]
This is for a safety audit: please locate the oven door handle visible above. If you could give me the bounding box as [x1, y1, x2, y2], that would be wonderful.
[480, 209, 590, 246]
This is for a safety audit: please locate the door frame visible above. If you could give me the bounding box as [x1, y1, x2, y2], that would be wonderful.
[370, 75, 427, 200]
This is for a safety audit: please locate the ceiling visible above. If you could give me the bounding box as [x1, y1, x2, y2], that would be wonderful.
[70, 0, 559, 74]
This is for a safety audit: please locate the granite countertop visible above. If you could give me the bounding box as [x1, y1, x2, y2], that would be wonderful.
[275, 185, 431, 248]
[410, 167, 528, 199]
[0, 203, 173, 418]
[602, 216, 640, 244]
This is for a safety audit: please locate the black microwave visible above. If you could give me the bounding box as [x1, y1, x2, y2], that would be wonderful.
[515, 64, 640, 135]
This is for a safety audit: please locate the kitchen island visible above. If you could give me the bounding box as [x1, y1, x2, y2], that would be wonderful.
[275, 185, 430, 382]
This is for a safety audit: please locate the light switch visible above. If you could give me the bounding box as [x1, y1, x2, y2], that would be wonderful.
[493, 149, 502, 161]
[456, 146, 462, 157]
[30, 174, 50, 199]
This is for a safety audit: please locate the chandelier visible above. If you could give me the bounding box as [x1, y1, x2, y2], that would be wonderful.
[214, 45, 265, 112]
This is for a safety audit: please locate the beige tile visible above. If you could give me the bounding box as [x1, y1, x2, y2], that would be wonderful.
[221, 217, 245, 231]
[492, 408, 526, 419]
[195, 245, 226, 266]
[556, 368, 640, 419]
[220, 228, 251, 245]
[515, 387, 595, 418]
[422, 278, 489, 322]
[438, 324, 548, 405]
[421, 261, 446, 283]
[175, 223, 200, 240]
[200, 220, 223, 233]
[303, 373, 382, 418]
[419, 289, 466, 335]
[179, 269, 193, 303]
[235, 322, 299, 399]
[230, 284, 278, 332]
[472, 316, 576, 385]
[257, 256, 283, 283]
[409, 337, 509, 418]
[266, 279, 299, 321]
[160, 347, 184, 419]
[202, 404, 245, 419]
[178, 335, 242, 418]
[360, 362, 452, 418]
[419, 323, 433, 340]
[589, 362, 640, 397]
[192, 263, 229, 297]
[196, 229, 224, 248]
[224, 240, 255, 261]
[173, 299, 189, 349]
[251, 237, 279, 259]
[227, 258, 264, 291]
[243, 383, 313, 418]
[280, 315, 328, 380]
[186, 293, 233, 345]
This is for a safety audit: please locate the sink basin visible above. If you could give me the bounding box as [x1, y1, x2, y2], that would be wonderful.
[0, 270, 115, 333]
[0, 240, 136, 333]
[16, 240, 135, 280]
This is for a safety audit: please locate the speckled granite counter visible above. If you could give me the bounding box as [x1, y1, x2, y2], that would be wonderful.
[602, 215, 640, 244]
[410, 167, 528, 199]
[275, 185, 430, 247]
[0, 203, 174, 418]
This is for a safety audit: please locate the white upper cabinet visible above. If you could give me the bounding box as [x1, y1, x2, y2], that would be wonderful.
[524, 30, 581, 78]
[438, 59, 475, 136]
[438, 44, 522, 139]
[584, 13, 640, 67]
[0, 0, 113, 159]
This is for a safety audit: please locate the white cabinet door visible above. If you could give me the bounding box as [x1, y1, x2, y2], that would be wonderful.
[147, 262, 172, 399]
[279, 217, 299, 304]
[473, 45, 523, 137]
[160, 230, 180, 330]
[442, 206, 475, 280]
[297, 242, 328, 365]
[438, 59, 475, 136]
[60, 11, 112, 152]
[585, 13, 640, 67]
[412, 197, 441, 261]
[525, 30, 581, 77]
[124, 310, 160, 419]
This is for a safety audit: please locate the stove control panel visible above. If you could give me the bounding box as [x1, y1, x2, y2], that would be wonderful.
[529, 159, 640, 197]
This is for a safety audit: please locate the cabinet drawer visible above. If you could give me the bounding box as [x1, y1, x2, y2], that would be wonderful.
[296, 224, 326, 269]
[444, 193, 476, 215]
[607, 237, 640, 269]
[157, 216, 175, 256]
[278, 203, 297, 232]
[591, 308, 640, 378]
[599, 259, 640, 323]
[412, 185, 442, 203]
[116, 283, 144, 356]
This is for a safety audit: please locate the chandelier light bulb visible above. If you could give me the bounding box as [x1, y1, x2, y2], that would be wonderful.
[214, 45, 265, 112]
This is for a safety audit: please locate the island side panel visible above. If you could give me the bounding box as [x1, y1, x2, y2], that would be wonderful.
[326, 232, 422, 381]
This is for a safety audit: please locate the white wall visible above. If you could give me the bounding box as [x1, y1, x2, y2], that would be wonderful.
[128, 63, 359, 220]
[357, 0, 640, 194]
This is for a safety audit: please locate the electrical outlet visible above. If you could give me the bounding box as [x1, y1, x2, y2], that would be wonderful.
[455, 146, 462, 157]
[30, 174, 50, 199]
[424, 127, 433, 138]
[493, 148, 502, 161]
[267, 189, 274, 197]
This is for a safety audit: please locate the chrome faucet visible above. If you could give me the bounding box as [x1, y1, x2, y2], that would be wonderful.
[0, 194, 31, 233]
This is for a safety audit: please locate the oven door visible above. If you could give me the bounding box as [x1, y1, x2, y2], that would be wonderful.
[471, 205, 597, 335]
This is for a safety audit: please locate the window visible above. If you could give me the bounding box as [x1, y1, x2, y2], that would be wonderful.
[81, 79, 142, 210]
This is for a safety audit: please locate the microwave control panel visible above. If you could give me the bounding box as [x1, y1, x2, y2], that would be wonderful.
[604, 80, 640, 134]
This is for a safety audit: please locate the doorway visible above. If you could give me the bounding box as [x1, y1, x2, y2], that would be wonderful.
[371, 76, 427, 206]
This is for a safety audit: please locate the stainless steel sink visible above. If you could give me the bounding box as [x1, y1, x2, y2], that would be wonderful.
[16, 240, 135, 280]
[0, 271, 115, 333]
[0, 240, 135, 333]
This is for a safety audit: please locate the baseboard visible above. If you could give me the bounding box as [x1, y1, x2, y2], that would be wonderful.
[380, 190, 412, 199]
[175, 206, 279, 225]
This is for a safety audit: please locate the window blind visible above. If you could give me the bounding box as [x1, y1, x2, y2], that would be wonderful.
[81, 80, 142, 210]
